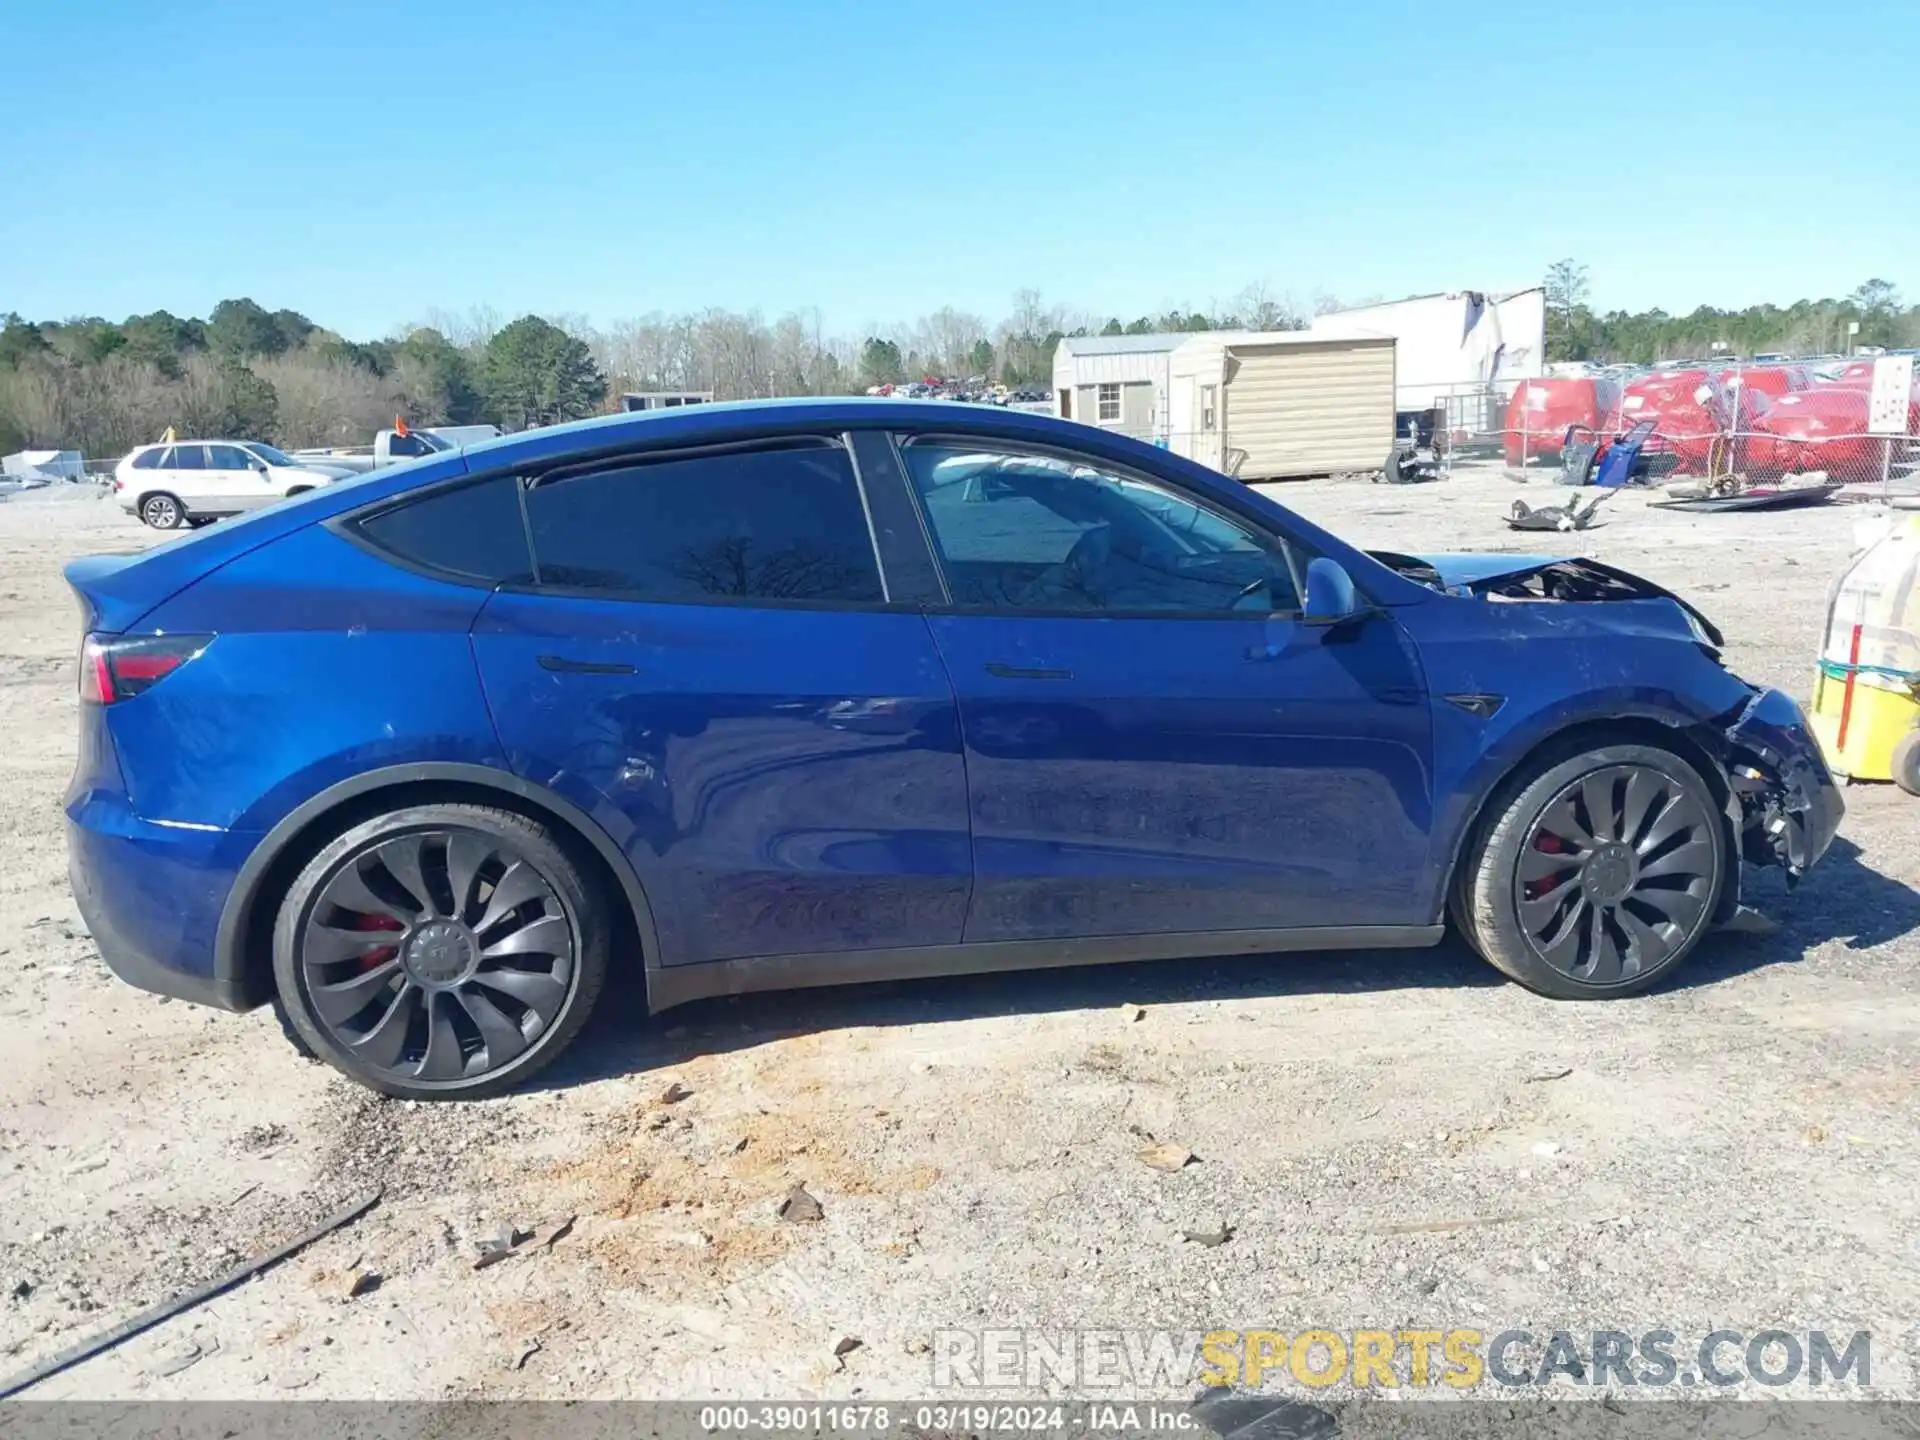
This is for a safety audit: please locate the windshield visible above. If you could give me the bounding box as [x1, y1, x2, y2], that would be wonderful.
[241, 442, 298, 466]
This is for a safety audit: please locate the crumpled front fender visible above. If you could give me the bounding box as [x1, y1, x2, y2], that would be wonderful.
[1721, 687, 1844, 881]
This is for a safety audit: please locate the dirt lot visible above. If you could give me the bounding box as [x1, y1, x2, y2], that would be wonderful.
[1, 470, 1917, 1403]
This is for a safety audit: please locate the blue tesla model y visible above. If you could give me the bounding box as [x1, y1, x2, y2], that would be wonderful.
[65, 401, 1842, 1098]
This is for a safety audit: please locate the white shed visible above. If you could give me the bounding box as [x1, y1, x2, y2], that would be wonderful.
[1166, 332, 1396, 481]
[1051, 333, 1187, 444]
[2, 449, 85, 482]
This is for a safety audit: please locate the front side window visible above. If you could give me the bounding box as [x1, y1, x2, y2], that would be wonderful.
[387, 432, 434, 459]
[242, 442, 297, 466]
[1097, 382, 1121, 423]
[169, 444, 207, 471]
[901, 441, 1299, 615]
[208, 444, 253, 470]
[525, 442, 884, 605]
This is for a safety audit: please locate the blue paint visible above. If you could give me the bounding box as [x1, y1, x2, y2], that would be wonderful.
[62, 399, 1843, 1019]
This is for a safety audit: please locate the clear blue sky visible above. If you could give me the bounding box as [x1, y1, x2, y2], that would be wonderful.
[4, 0, 1914, 339]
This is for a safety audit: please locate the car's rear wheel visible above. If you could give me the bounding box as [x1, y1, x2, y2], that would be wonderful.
[1456, 744, 1727, 998]
[271, 803, 609, 1099]
[140, 493, 184, 529]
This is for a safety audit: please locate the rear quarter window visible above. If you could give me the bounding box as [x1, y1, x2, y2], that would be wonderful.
[131, 447, 166, 470]
[348, 475, 534, 585]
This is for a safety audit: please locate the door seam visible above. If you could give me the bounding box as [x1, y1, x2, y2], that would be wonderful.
[918, 609, 980, 941]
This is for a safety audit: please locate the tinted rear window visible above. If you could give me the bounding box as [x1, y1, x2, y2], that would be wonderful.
[131, 448, 165, 470]
[524, 443, 883, 604]
[170, 445, 207, 470]
[353, 475, 533, 585]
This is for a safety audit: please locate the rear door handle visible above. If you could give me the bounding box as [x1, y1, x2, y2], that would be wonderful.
[985, 662, 1071, 681]
[538, 655, 636, 675]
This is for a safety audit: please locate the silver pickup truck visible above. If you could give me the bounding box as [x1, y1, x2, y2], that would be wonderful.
[291, 424, 499, 475]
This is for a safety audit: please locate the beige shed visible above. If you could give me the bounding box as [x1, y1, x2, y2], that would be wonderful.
[1167, 332, 1396, 481]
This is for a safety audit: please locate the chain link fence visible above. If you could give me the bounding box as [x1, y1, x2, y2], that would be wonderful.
[1410, 364, 1920, 493]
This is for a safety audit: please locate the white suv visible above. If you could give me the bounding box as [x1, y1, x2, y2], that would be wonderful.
[114, 441, 348, 528]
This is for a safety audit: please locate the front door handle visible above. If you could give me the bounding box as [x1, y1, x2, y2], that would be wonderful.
[985, 662, 1071, 681]
[538, 655, 636, 675]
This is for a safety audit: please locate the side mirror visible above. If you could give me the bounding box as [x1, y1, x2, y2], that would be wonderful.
[1301, 557, 1362, 626]
[250, 459, 269, 473]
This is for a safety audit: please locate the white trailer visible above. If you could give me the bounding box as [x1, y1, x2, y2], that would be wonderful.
[1309, 288, 1545, 445]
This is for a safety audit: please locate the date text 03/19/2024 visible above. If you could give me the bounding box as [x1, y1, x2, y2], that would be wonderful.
[696, 1404, 1198, 1433]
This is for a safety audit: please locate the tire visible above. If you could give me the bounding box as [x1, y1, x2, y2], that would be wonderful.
[139, 492, 184, 529]
[270, 803, 610, 1099]
[1892, 728, 1920, 799]
[1454, 743, 1728, 999]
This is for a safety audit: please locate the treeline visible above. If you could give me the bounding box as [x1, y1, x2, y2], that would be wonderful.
[1546, 264, 1914, 364]
[0, 299, 602, 458]
[4, 271, 1914, 457]
[0, 284, 1306, 457]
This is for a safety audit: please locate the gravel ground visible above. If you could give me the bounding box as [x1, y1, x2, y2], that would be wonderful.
[1, 471, 1916, 1406]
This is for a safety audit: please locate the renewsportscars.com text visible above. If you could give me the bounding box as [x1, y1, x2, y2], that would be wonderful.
[931, 1328, 1872, 1391]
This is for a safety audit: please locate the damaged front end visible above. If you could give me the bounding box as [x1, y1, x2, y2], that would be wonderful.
[1371, 551, 1728, 647]
[1716, 686, 1845, 884]
[1373, 547, 1845, 895]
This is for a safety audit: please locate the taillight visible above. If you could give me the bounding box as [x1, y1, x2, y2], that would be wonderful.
[78, 633, 211, 704]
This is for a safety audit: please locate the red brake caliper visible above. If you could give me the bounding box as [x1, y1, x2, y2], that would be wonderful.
[1526, 832, 1570, 899]
[354, 913, 404, 971]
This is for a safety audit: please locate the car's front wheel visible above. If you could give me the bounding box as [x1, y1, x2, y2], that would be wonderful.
[1455, 744, 1727, 998]
[139, 493, 184, 529]
[271, 803, 610, 1099]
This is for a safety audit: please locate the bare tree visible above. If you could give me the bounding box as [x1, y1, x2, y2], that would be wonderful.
[412, 304, 501, 350]
[1232, 283, 1305, 331]
[253, 355, 396, 448]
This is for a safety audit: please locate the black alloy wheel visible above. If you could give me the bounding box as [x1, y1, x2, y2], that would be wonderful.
[273, 805, 609, 1098]
[1455, 744, 1728, 999]
[1515, 763, 1717, 986]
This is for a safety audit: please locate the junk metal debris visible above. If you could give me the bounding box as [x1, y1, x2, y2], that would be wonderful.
[1558, 419, 1659, 489]
[0, 1186, 382, 1399]
[778, 1184, 825, 1223]
[1381, 441, 1443, 485]
[1506, 491, 1610, 532]
[1653, 482, 1843, 513]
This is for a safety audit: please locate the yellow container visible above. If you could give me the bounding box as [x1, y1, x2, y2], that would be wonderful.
[1810, 671, 1919, 781]
[1810, 512, 1920, 784]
